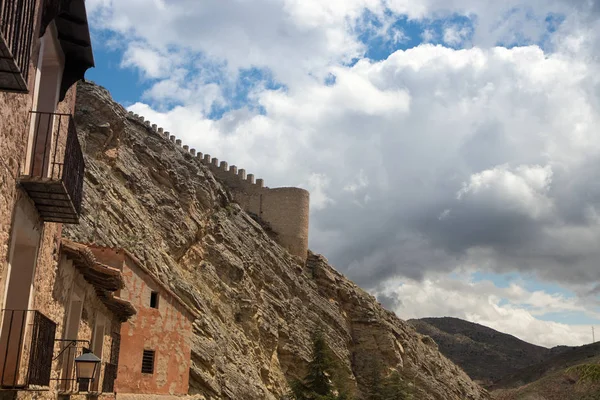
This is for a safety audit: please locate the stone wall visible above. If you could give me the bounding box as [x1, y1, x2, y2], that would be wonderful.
[125, 112, 310, 259]
[42, 253, 122, 391]
[2, 252, 123, 400]
[0, 0, 44, 279]
[0, 0, 78, 314]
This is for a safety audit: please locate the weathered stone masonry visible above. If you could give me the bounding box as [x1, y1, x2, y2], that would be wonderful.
[125, 112, 310, 259]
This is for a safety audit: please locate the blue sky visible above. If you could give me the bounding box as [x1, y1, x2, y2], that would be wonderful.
[85, 0, 600, 347]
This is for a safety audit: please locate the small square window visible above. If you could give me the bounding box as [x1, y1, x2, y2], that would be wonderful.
[150, 292, 159, 309]
[141, 350, 155, 374]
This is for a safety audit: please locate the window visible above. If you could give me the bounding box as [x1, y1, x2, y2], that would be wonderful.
[150, 291, 159, 309]
[141, 350, 155, 374]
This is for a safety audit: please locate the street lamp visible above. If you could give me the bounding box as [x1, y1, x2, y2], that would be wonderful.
[74, 352, 101, 384]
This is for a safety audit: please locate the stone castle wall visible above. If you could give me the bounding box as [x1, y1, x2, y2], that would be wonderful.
[126, 112, 309, 259]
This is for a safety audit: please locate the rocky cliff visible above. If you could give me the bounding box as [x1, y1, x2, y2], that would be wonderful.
[64, 81, 489, 400]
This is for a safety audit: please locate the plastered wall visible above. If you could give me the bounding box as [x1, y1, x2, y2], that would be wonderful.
[87, 247, 195, 395]
[125, 112, 310, 259]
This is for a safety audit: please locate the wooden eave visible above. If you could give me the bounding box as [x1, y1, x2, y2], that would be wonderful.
[96, 292, 137, 322]
[76, 242, 200, 320]
[61, 239, 136, 321]
[61, 239, 123, 291]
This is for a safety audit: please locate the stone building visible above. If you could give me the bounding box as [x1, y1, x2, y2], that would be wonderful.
[84, 245, 198, 396]
[0, 0, 128, 399]
[200, 160, 310, 259]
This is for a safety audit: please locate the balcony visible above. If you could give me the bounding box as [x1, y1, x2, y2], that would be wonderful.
[20, 111, 85, 224]
[0, 310, 57, 389]
[0, 0, 37, 92]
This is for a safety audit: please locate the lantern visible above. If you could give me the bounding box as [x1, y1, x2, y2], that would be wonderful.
[74, 352, 101, 383]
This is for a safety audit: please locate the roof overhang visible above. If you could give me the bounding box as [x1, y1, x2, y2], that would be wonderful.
[41, 0, 94, 101]
[61, 239, 136, 321]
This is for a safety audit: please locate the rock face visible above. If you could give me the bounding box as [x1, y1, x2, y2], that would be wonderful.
[65, 81, 489, 400]
[408, 317, 568, 386]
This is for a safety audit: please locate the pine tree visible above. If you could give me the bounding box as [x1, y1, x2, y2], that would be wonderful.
[381, 371, 412, 400]
[305, 331, 335, 396]
[285, 330, 350, 400]
[363, 358, 384, 400]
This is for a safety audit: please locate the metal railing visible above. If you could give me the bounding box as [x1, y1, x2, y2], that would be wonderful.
[0, 310, 57, 389]
[26, 111, 85, 215]
[0, 0, 37, 90]
[53, 339, 90, 393]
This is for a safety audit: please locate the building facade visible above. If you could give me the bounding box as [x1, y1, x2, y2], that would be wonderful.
[0, 1, 128, 399]
[85, 245, 198, 396]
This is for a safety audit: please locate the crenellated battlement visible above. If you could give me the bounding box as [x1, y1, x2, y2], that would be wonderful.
[126, 111, 309, 259]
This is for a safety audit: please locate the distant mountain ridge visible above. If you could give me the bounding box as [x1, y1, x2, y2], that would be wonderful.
[408, 317, 570, 386]
[492, 341, 600, 389]
[408, 317, 600, 399]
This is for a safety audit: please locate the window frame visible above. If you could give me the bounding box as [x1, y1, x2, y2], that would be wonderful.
[141, 349, 155, 374]
[150, 291, 159, 309]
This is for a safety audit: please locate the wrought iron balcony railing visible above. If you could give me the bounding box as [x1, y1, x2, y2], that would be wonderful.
[20, 111, 85, 224]
[0, 310, 57, 389]
[0, 0, 37, 92]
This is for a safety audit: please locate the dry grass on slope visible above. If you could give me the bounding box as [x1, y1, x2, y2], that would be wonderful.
[491, 361, 600, 400]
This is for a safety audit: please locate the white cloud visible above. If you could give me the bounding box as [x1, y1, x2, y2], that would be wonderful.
[379, 275, 595, 347]
[120, 44, 174, 79]
[305, 173, 335, 211]
[443, 25, 471, 46]
[125, 43, 600, 293]
[456, 164, 554, 220]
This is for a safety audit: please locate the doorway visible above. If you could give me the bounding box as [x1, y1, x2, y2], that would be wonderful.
[60, 284, 83, 392]
[0, 202, 41, 387]
[25, 21, 65, 179]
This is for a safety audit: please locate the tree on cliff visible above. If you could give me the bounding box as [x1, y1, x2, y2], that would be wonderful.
[285, 330, 350, 400]
[363, 359, 412, 400]
[363, 359, 384, 400]
[380, 371, 412, 400]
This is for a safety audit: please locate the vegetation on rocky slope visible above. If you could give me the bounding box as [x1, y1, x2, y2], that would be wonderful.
[492, 360, 600, 400]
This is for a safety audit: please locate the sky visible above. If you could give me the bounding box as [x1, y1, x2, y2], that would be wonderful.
[85, 0, 600, 348]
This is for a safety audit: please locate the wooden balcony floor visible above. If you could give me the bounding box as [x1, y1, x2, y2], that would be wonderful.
[19, 176, 79, 224]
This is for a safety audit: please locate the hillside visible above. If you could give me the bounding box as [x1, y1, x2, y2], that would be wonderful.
[63, 81, 489, 400]
[492, 354, 600, 400]
[408, 317, 566, 386]
[492, 341, 600, 390]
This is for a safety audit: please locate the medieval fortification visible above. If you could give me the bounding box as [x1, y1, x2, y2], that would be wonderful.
[126, 111, 310, 259]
